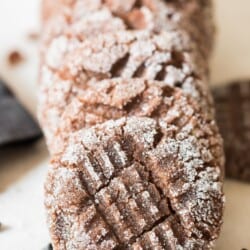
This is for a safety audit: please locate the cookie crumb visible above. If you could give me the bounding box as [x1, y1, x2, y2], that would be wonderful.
[8, 50, 25, 65]
[27, 31, 40, 41]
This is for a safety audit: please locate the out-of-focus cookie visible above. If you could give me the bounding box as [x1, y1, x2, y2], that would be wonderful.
[213, 80, 250, 181]
[0, 79, 42, 146]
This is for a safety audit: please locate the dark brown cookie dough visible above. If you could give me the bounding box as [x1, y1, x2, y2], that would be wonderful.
[213, 80, 250, 182]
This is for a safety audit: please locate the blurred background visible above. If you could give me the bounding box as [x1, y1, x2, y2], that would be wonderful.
[0, 0, 250, 249]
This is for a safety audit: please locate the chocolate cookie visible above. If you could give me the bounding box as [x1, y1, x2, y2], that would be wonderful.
[0, 79, 42, 146]
[40, 0, 225, 249]
[39, 29, 213, 154]
[213, 80, 250, 182]
[45, 91, 224, 248]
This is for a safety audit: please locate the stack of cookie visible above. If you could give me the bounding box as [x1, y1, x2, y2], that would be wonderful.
[39, 1, 225, 249]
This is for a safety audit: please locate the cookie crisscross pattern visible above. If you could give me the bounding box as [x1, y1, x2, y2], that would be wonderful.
[40, 1, 224, 249]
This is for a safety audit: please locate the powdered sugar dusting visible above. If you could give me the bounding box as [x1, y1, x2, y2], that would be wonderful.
[41, 0, 224, 249]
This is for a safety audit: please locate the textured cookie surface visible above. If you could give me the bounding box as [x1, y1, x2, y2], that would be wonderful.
[40, 0, 215, 147]
[39, 30, 213, 154]
[40, 0, 225, 249]
[213, 80, 250, 182]
[45, 86, 224, 249]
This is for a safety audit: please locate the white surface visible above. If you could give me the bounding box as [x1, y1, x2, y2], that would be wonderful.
[0, 0, 250, 249]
